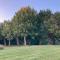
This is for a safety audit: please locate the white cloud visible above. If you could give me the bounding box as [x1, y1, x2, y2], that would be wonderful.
[0, 9, 5, 23]
[0, 16, 4, 23]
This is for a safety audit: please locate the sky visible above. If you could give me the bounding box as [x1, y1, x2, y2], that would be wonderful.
[0, 0, 60, 23]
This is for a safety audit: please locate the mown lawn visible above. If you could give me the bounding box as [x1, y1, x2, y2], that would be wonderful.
[0, 45, 60, 60]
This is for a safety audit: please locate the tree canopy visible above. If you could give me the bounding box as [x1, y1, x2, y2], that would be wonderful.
[0, 7, 60, 45]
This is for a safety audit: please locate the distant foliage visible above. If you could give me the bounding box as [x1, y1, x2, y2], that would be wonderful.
[0, 6, 60, 45]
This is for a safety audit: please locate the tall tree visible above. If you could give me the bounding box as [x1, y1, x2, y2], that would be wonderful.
[2, 21, 13, 46]
[38, 10, 52, 44]
[0, 23, 3, 44]
[12, 6, 37, 45]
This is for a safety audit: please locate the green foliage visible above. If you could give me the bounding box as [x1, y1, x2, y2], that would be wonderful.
[12, 7, 37, 45]
[0, 7, 60, 45]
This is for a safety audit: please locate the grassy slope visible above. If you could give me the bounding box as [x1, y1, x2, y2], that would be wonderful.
[0, 46, 60, 60]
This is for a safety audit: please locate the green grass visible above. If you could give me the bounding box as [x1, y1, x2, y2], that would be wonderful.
[0, 45, 60, 60]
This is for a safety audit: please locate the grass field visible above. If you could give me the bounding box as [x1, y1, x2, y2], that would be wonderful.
[0, 45, 60, 60]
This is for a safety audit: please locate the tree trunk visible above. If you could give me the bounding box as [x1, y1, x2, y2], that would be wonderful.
[24, 36, 27, 46]
[9, 40, 10, 46]
[28, 41, 30, 45]
[16, 38, 19, 46]
[4, 39, 6, 46]
[53, 39, 55, 45]
[39, 40, 41, 45]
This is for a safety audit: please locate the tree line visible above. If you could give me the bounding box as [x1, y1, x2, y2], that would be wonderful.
[0, 6, 60, 46]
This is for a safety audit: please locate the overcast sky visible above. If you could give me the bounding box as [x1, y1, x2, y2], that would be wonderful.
[0, 0, 60, 22]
